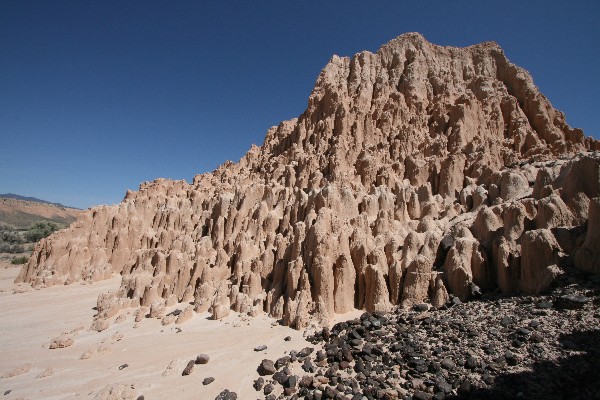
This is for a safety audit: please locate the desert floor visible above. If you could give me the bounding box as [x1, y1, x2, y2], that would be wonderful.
[0, 265, 325, 399]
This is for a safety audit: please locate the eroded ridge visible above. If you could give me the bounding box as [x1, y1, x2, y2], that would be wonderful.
[18, 33, 600, 329]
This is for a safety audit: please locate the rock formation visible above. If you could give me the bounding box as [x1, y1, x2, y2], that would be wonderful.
[16, 33, 599, 328]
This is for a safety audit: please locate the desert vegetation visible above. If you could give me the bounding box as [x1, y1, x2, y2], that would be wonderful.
[0, 221, 61, 265]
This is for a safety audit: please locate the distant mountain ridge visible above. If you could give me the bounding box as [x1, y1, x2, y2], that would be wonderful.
[0, 193, 80, 210]
[0, 195, 82, 230]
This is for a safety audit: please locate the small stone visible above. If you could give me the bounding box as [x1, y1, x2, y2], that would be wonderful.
[414, 390, 433, 400]
[203, 377, 215, 385]
[118, 363, 129, 370]
[299, 375, 313, 388]
[215, 389, 237, 400]
[435, 380, 452, 394]
[284, 336, 292, 341]
[297, 347, 314, 357]
[263, 383, 274, 395]
[258, 359, 276, 375]
[285, 375, 298, 388]
[528, 320, 540, 329]
[433, 392, 445, 400]
[182, 360, 195, 376]
[302, 358, 315, 373]
[273, 370, 288, 385]
[457, 380, 472, 397]
[195, 354, 210, 364]
[530, 332, 543, 343]
[253, 377, 264, 391]
[451, 296, 462, 306]
[324, 386, 338, 399]
[517, 327, 530, 335]
[275, 356, 290, 369]
[440, 358, 455, 370]
[504, 350, 518, 366]
[465, 356, 478, 369]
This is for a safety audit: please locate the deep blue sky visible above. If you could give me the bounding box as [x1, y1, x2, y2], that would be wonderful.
[1, 1, 599, 209]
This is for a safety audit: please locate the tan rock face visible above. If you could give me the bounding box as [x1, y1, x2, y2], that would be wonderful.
[575, 197, 600, 273]
[17, 33, 600, 328]
[520, 229, 562, 294]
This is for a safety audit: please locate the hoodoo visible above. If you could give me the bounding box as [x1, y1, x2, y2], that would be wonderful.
[17, 33, 599, 329]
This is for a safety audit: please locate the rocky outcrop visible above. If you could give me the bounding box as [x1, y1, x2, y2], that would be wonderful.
[17, 33, 599, 328]
[575, 197, 600, 273]
[520, 229, 562, 294]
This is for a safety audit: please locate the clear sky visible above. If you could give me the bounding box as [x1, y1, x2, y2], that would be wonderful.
[1, 1, 599, 209]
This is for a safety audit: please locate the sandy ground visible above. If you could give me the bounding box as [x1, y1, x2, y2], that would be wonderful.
[0, 266, 316, 399]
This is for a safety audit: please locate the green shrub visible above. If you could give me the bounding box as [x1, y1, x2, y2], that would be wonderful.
[11, 256, 28, 265]
[24, 221, 59, 242]
[0, 230, 24, 244]
[0, 243, 25, 253]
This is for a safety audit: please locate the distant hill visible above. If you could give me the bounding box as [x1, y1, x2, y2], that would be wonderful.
[0, 195, 82, 230]
[0, 193, 79, 210]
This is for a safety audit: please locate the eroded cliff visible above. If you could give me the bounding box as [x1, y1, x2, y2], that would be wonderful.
[18, 33, 600, 329]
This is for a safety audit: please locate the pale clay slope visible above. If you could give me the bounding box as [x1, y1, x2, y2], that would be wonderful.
[0, 266, 314, 399]
[0, 198, 81, 223]
[16, 33, 600, 332]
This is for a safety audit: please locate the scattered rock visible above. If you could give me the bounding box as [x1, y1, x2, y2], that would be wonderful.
[202, 377, 215, 385]
[195, 354, 210, 364]
[273, 370, 288, 385]
[258, 359, 276, 376]
[182, 360, 195, 376]
[263, 384, 274, 395]
[253, 377, 264, 391]
[215, 389, 237, 399]
[440, 358, 455, 370]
